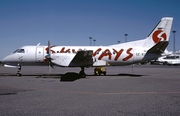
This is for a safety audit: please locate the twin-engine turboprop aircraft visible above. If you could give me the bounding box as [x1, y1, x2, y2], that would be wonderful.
[2, 17, 173, 77]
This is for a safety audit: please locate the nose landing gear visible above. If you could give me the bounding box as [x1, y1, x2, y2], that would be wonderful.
[16, 64, 22, 77]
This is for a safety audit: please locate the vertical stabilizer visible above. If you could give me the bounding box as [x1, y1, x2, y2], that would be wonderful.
[144, 17, 173, 48]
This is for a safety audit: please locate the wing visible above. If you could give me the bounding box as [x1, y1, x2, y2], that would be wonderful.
[69, 50, 93, 67]
[51, 50, 93, 67]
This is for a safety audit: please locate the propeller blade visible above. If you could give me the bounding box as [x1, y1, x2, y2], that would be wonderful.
[48, 40, 51, 56]
[48, 62, 51, 73]
[50, 62, 54, 69]
[47, 40, 54, 73]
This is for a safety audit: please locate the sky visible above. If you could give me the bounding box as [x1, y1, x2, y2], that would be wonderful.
[0, 0, 179, 59]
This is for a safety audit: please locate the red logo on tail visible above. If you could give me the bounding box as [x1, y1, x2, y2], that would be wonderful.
[152, 30, 167, 43]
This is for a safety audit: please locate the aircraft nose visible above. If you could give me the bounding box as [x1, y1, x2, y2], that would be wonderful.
[2, 55, 11, 63]
[2, 57, 7, 63]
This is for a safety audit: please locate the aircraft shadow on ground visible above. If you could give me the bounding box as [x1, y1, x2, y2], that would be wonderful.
[117, 73, 145, 77]
[60, 72, 82, 82]
[60, 73, 146, 82]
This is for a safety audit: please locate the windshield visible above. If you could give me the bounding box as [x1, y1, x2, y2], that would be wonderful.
[13, 49, 25, 53]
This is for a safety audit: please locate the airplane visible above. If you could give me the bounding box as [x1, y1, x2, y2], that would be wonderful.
[152, 55, 180, 66]
[1, 17, 173, 77]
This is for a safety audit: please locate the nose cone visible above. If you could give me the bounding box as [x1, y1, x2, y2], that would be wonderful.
[2, 55, 12, 63]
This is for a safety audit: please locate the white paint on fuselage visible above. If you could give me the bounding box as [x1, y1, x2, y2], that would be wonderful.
[2, 45, 150, 67]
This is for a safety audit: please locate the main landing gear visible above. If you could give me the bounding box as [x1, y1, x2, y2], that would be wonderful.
[16, 64, 22, 77]
[79, 67, 86, 78]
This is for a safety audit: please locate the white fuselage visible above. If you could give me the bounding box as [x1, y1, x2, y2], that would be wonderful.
[2, 45, 159, 67]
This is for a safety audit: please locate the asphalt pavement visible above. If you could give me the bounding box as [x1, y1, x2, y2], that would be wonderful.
[0, 65, 180, 116]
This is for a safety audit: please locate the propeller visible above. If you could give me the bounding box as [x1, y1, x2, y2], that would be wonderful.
[45, 41, 54, 73]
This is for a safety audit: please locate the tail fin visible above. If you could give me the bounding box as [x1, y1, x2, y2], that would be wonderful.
[144, 17, 173, 48]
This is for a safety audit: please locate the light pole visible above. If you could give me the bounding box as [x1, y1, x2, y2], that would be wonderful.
[124, 34, 128, 42]
[89, 37, 92, 46]
[172, 30, 176, 54]
[93, 39, 96, 46]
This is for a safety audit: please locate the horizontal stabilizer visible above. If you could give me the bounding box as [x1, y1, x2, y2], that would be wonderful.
[147, 41, 169, 54]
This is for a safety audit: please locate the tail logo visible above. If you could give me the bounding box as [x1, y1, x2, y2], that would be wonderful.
[152, 30, 167, 43]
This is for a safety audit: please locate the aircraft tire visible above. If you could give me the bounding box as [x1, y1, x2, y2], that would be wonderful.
[16, 73, 22, 77]
[79, 71, 86, 78]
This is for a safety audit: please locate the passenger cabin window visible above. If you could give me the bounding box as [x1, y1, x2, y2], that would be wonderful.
[13, 49, 25, 53]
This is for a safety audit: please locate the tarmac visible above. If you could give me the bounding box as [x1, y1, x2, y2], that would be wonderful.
[0, 65, 180, 116]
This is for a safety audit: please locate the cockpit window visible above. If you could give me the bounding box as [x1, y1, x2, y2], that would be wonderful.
[13, 49, 25, 53]
[13, 49, 19, 53]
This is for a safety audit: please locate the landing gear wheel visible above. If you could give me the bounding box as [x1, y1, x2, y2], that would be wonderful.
[16, 72, 22, 77]
[79, 71, 86, 78]
[16, 64, 22, 77]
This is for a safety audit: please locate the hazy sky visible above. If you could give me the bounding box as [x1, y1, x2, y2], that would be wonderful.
[0, 0, 179, 59]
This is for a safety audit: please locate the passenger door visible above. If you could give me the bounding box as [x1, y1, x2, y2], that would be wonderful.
[36, 47, 44, 62]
